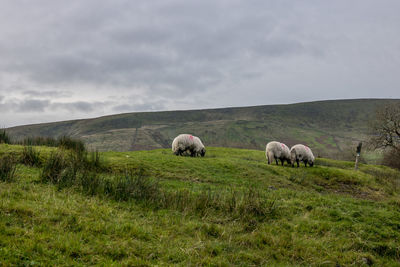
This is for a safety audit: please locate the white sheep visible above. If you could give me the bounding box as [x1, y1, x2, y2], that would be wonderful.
[266, 141, 291, 166]
[172, 134, 206, 157]
[290, 144, 315, 167]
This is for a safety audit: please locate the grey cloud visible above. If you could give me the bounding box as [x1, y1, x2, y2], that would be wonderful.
[17, 99, 50, 112]
[51, 101, 112, 113]
[0, 96, 111, 114]
[0, 0, 399, 127]
[0, 0, 323, 91]
[23, 90, 71, 98]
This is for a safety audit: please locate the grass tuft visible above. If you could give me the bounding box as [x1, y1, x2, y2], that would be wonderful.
[58, 136, 86, 153]
[20, 146, 42, 167]
[0, 155, 17, 182]
[40, 151, 66, 184]
[19, 135, 86, 153]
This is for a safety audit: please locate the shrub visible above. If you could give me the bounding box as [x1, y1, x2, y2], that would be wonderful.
[58, 136, 86, 153]
[21, 136, 58, 147]
[40, 152, 66, 184]
[86, 150, 107, 172]
[0, 129, 11, 144]
[382, 148, 400, 170]
[20, 146, 42, 167]
[0, 155, 17, 182]
[77, 171, 102, 196]
[19, 135, 86, 153]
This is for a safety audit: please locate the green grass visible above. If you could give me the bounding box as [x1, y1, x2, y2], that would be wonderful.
[1, 144, 400, 265]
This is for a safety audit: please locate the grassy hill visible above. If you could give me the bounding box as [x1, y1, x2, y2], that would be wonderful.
[1, 144, 400, 265]
[7, 99, 400, 158]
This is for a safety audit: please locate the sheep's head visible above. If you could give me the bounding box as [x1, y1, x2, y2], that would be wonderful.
[309, 160, 314, 167]
[200, 148, 206, 157]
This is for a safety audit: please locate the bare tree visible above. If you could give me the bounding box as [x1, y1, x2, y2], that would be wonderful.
[370, 103, 400, 152]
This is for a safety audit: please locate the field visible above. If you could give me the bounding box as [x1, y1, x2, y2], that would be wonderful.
[1, 144, 400, 266]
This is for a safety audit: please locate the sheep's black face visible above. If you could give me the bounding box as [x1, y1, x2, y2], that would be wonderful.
[200, 149, 206, 157]
[309, 161, 314, 167]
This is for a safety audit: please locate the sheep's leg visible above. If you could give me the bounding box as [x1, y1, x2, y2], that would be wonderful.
[296, 159, 300, 167]
[281, 159, 284, 166]
[267, 151, 273, 164]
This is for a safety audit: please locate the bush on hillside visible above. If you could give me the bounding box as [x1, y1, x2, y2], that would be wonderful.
[382, 148, 400, 170]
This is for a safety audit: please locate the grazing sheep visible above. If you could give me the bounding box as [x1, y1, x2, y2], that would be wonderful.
[266, 141, 291, 166]
[290, 144, 315, 167]
[172, 134, 206, 157]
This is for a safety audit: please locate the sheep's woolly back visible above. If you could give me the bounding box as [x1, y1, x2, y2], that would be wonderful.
[172, 134, 195, 154]
[265, 141, 291, 164]
[290, 144, 315, 163]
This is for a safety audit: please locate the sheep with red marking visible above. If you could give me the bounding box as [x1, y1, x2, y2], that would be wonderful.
[172, 134, 206, 157]
[290, 144, 315, 167]
[266, 141, 291, 166]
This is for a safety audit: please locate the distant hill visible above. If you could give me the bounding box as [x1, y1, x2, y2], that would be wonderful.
[6, 99, 400, 156]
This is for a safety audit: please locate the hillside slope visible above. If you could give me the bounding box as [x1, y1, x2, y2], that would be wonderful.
[7, 99, 400, 155]
[0, 145, 400, 265]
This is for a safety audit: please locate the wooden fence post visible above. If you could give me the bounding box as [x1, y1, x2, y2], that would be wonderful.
[355, 142, 362, 170]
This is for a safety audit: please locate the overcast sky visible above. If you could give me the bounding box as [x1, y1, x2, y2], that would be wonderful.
[1, 0, 399, 127]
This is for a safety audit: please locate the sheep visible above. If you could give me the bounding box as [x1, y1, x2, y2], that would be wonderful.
[290, 144, 315, 167]
[265, 141, 291, 166]
[172, 134, 206, 157]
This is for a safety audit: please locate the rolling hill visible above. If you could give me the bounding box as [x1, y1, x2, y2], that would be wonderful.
[6, 99, 400, 157]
